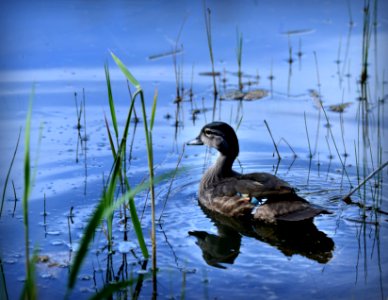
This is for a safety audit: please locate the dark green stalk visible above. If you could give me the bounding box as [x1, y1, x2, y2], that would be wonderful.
[361, 0, 371, 101]
[203, 1, 218, 98]
[11, 180, 17, 217]
[343, 161, 388, 201]
[277, 138, 297, 158]
[137, 88, 157, 295]
[159, 145, 185, 222]
[320, 101, 352, 185]
[0, 127, 21, 218]
[0, 258, 9, 300]
[43, 193, 47, 217]
[312, 52, 322, 156]
[74, 92, 82, 130]
[88, 278, 146, 300]
[236, 27, 243, 91]
[236, 115, 243, 132]
[264, 120, 281, 160]
[268, 59, 274, 98]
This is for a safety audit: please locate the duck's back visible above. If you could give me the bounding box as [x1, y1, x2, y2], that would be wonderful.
[238, 172, 294, 197]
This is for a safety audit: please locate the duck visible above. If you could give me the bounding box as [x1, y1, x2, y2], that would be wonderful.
[187, 121, 330, 223]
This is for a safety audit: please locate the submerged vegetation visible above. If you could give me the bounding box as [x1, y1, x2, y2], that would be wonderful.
[0, 0, 387, 299]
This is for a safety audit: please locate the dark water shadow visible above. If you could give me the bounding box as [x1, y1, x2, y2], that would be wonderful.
[189, 205, 334, 268]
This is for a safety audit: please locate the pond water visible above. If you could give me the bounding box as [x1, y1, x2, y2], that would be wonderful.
[0, 1, 387, 299]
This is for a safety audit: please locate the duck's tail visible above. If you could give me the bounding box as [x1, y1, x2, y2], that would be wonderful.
[252, 194, 331, 223]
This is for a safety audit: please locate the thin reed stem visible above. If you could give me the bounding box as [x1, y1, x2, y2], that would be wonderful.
[343, 161, 388, 201]
[203, 1, 218, 98]
[264, 120, 281, 160]
[304, 112, 312, 158]
[0, 127, 21, 218]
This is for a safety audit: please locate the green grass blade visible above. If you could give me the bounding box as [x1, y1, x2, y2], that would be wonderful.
[137, 90, 151, 161]
[21, 88, 37, 300]
[23, 97, 33, 221]
[104, 161, 120, 250]
[104, 64, 119, 142]
[150, 89, 158, 132]
[0, 127, 21, 218]
[104, 114, 117, 159]
[128, 195, 149, 258]
[110, 52, 141, 90]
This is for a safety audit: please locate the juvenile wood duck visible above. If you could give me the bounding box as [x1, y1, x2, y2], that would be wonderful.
[187, 121, 330, 223]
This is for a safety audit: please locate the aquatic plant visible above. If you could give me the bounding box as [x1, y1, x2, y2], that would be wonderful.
[111, 51, 159, 296]
[67, 54, 165, 297]
[20, 89, 37, 300]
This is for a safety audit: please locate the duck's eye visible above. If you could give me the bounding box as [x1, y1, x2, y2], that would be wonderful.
[204, 129, 213, 136]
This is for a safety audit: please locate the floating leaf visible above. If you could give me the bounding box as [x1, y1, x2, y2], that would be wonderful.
[243, 89, 268, 100]
[222, 90, 245, 100]
[309, 89, 323, 109]
[328, 102, 352, 113]
[222, 89, 268, 101]
[198, 71, 221, 76]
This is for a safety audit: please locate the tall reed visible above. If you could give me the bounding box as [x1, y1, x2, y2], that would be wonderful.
[203, 1, 218, 99]
[21, 89, 37, 300]
[110, 51, 159, 297]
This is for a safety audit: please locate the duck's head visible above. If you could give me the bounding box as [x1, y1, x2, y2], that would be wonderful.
[187, 122, 239, 157]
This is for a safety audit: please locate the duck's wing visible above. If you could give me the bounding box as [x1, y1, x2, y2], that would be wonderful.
[253, 196, 331, 223]
[237, 172, 294, 198]
[199, 178, 255, 218]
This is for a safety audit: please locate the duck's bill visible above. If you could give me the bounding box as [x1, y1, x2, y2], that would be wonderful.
[186, 137, 204, 146]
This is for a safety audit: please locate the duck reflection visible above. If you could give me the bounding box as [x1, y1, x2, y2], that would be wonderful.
[189, 207, 334, 268]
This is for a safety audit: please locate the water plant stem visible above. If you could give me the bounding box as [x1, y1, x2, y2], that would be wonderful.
[343, 161, 388, 201]
[264, 120, 281, 160]
[203, 1, 218, 99]
[304, 112, 312, 158]
[0, 127, 21, 218]
[236, 27, 243, 91]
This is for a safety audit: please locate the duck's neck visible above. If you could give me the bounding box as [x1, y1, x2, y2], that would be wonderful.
[202, 153, 237, 188]
[213, 153, 236, 177]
